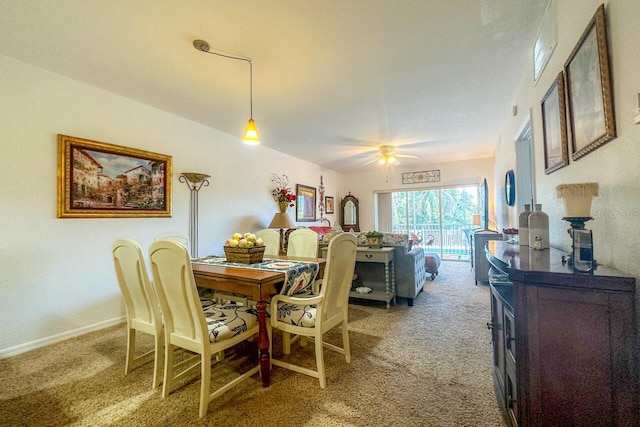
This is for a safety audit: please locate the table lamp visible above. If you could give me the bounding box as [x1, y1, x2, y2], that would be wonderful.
[472, 214, 481, 228]
[269, 212, 294, 255]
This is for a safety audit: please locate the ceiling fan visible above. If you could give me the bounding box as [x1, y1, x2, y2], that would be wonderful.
[363, 145, 418, 166]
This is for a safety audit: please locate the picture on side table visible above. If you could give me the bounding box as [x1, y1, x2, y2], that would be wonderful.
[57, 134, 172, 218]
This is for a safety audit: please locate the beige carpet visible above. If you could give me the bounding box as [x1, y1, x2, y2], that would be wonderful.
[0, 261, 506, 426]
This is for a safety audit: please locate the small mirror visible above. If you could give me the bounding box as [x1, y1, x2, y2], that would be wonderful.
[505, 170, 516, 206]
[340, 193, 359, 232]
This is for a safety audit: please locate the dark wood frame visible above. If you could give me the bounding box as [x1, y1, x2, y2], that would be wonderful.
[541, 72, 569, 174]
[564, 4, 615, 160]
[325, 196, 334, 214]
[295, 184, 316, 222]
[57, 134, 172, 218]
[340, 193, 360, 232]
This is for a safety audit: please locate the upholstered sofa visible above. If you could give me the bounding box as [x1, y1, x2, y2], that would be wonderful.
[321, 231, 428, 306]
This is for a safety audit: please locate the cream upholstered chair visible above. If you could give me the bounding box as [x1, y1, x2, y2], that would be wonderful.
[111, 238, 163, 389]
[148, 240, 262, 418]
[270, 232, 357, 389]
[255, 229, 280, 257]
[286, 228, 319, 258]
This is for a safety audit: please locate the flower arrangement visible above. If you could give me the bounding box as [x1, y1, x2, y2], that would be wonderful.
[271, 173, 296, 211]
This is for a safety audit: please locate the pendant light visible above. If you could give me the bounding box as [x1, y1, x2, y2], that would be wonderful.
[193, 39, 260, 145]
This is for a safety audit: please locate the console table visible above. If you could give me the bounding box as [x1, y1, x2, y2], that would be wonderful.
[321, 246, 396, 311]
[485, 241, 638, 426]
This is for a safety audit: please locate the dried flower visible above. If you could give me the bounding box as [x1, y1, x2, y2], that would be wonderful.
[271, 174, 296, 206]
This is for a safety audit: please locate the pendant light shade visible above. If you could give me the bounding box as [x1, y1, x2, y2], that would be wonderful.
[243, 118, 260, 145]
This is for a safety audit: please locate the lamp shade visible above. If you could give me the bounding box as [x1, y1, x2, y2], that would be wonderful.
[269, 212, 294, 229]
[472, 214, 481, 226]
[243, 118, 260, 145]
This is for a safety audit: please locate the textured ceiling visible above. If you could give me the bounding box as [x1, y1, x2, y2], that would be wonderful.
[0, 0, 548, 172]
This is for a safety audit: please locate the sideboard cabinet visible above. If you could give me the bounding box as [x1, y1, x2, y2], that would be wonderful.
[486, 241, 638, 426]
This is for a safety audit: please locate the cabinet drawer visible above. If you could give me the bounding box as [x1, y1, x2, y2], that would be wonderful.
[356, 251, 389, 263]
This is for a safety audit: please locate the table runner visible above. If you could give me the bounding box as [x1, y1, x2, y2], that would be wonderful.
[191, 256, 319, 295]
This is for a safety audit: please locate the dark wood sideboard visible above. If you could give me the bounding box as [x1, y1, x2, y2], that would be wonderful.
[485, 241, 638, 426]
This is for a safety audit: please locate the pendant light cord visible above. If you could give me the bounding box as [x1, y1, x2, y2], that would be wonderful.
[193, 40, 253, 119]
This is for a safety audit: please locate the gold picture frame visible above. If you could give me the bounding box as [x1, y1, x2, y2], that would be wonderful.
[295, 184, 316, 222]
[57, 134, 172, 218]
[564, 4, 616, 160]
[541, 72, 569, 174]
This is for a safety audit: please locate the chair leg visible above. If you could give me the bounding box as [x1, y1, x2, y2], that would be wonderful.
[125, 327, 135, 375]
[342, 322, 351, 364]
[162, 343, 174, 398]
[283, 331, 291, 355]
[199, 353, 211, 418]
[152, 333, 163, 389]
[315, 333, 326, 389]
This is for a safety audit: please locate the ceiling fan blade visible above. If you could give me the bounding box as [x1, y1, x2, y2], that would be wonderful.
[395, 154, 419, 158]
[363, 158, 380, 166]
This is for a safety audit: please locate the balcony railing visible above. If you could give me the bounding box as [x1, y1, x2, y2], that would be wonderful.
[392, 223, 473, 261]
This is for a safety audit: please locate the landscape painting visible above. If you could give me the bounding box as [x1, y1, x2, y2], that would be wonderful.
[57, 134, 172, 218]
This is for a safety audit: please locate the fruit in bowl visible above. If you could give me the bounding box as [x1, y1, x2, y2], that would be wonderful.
[224, 232, 265, 247]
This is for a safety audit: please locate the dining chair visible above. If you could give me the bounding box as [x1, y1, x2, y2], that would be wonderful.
[270, 232, 357, 388]
[154, 231, 190, 253]
[286, 228, 319, 258]
[111, 238, 163, 389]
[148, 239, 263, 418]
[255, 229, 280, 257]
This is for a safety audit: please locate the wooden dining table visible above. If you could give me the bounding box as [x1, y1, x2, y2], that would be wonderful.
[191, 255, 325, 387]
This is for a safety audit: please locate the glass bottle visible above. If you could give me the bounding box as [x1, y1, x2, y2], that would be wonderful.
[518, 204, 531, 246]
[528, 204, 549, 249]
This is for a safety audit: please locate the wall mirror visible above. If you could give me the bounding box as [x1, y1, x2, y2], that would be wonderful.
[505, 170, 516, 206]
[340, 192, 359, 232]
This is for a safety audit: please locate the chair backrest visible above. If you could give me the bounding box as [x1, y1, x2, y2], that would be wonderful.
[154, 232, 190, 253]
[319, 233, 357, 319]
[255, 229, 280, 256]
[148, 240, 208, 353]
[287, 228, 319, 258]
[111, 239, 161, 335]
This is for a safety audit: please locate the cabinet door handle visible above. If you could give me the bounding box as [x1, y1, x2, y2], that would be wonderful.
[486, 322, 493, 330]
[365, 253, 373, 259]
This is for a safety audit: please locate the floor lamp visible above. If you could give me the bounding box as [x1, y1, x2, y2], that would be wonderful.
[179, 173, 210, 257]
[269, 212, 294, 255]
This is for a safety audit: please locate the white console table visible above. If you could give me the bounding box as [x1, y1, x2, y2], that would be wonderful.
[321, 246, 396, 311]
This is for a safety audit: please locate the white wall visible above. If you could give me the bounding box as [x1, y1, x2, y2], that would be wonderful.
[493, 0, 640, 278]
[0, 53, 342, 356]
[343, 157, 495, 231]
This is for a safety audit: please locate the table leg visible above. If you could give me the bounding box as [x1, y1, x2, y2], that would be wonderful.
[256, 300, 270, 387]
[384, 262, 390, 312]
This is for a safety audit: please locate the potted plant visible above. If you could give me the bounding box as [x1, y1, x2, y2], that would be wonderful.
[365, 230, 384, 247]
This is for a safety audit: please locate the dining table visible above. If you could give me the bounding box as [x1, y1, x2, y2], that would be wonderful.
[191, 255, 325, 387]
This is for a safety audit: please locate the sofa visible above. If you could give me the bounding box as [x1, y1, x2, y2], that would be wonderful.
[321, 231, 428, 306]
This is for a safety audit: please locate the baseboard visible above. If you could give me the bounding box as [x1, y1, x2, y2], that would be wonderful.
[0, 316, 126, 359]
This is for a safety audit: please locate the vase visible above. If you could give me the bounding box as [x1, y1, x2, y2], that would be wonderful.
[528, 204, 549, 249]
[518, 204, 531, 246]
[279, 202, 288, 213]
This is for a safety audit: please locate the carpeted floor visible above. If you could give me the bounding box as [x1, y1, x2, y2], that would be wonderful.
[0, 261, 506, 426]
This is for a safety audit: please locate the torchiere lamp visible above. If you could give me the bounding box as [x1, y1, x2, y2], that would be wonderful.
[268, 212, 294, 255]
[179, 172, 210, 257]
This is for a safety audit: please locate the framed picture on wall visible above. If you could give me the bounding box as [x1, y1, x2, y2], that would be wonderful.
[564, 4, 616, 160]
[541, 72, 569, 174]
[296, 184, 316, 222]
[57, 134, 172, 218]
[325, 196, 334, 214]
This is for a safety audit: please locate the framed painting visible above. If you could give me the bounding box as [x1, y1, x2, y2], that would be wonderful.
[541, 72, 569, 174]
[57, 134, 172, 218]
[564, 4, 615, 160]
[325, 196, 334, 214]
[296, 184, 316, 222]
[402, 170, 441, 184]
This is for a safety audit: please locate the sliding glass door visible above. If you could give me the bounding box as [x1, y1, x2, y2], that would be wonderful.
[390, 186, 479, 261]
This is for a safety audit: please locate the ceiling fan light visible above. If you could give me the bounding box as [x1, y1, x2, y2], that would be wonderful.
[243, 118, 260, 145]
[378, 157, 386, 165]
[388, 156, 396, 164]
